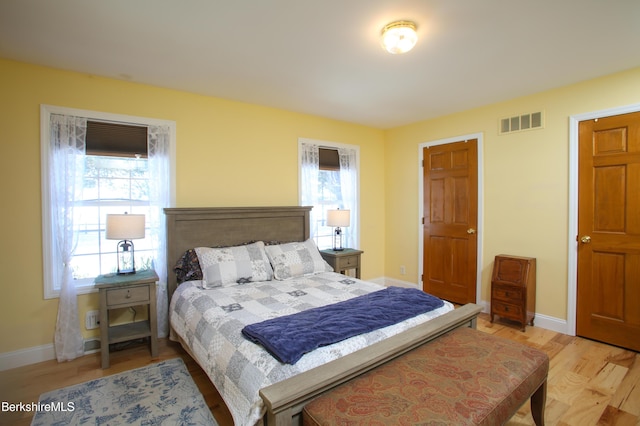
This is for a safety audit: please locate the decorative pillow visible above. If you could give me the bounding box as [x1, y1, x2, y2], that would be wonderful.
[174, 248, 203, 284]
[195, 241, 273, 288]
[173, 241, 285, 285]
[265, 239, 333, 280]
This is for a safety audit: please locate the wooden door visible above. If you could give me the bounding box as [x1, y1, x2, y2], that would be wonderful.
[577, 112, 640, 352]
[423, 139, 478, 304]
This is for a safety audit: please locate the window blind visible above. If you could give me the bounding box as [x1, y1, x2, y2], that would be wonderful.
[319, 148, 339, 171]
[86, 121, 148, 157]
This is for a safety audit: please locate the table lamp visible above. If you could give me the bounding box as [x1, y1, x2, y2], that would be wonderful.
[327, 209, 350, 251]
[106, 213, 145, 275]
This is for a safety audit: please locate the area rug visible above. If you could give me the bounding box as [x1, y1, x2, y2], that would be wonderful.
[31, 358, 217, 425]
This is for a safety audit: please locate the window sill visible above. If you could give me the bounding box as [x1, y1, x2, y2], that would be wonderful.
[44, 281, 99, 300]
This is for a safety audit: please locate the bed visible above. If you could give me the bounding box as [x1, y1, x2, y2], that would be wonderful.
[165, 206, 481, 426]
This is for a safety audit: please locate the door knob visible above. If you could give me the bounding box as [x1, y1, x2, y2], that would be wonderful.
[580, 235, 591, 244]
[467, 228, 476, 234]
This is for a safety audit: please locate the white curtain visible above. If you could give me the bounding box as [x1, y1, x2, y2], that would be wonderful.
[338, 147, 359, 248]
[148, 125, 171, 337]
[299, 141, 320, 238]
[50, 114, 86, 362]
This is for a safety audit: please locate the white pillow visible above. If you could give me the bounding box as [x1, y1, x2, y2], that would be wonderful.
[265, 239, 333, 280]
[194, 241, 273, 288]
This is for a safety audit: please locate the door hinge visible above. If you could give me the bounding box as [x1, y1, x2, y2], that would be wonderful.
[421, 217, 425, 225]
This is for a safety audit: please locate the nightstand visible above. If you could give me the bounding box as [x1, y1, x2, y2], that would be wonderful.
[94, 269, 159, 369]
[320, 248, 363, 279]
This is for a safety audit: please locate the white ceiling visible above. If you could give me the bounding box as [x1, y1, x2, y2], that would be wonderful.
[1, 0, 639, 129]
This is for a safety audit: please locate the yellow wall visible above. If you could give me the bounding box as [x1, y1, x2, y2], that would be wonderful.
[384, 67, 640, 320]
[0, 59, 385, 353]
[2, 56, 639, 357]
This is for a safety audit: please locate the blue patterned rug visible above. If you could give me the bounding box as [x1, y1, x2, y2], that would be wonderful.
[31, 358, 217, 425]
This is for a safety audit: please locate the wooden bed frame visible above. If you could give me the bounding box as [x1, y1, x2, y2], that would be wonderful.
[164, 206, 482, 426]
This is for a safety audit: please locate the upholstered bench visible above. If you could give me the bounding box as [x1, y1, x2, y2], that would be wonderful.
[302, 326, 548, 426]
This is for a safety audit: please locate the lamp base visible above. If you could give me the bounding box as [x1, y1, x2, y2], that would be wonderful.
[332, 227, 344, 251]
[116, 240, 136, 275]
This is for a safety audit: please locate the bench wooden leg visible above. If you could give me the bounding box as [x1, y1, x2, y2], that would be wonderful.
[530, 379, 547, 426]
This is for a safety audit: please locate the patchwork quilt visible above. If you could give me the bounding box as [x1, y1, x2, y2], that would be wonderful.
[170, 272, 453, 426]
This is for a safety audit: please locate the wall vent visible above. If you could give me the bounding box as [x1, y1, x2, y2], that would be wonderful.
[499, 111, 544, 135]
[84, 338, 101, 354]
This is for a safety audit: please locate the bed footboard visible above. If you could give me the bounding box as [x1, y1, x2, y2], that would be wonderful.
[259, 303, 482, 426]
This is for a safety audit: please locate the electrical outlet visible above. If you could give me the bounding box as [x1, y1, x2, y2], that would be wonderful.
[400, 265, 406, 275]
[85, 310, 100, 330]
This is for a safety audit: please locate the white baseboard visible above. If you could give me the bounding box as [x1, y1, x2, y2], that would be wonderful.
[474, 300, 568, 334]
[373, 276, 570, 334]
[476, 299, 490, 313]
[0, 343, 55, 371]
[0, 338, 109, 371]
[369, 276, 419, 289]
[0, 281, 571, 371]
[531, 312, 569, 334]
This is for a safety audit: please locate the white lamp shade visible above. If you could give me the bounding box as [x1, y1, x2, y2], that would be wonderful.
[106, 214, 145, 240]
[327, 209, 350, 227]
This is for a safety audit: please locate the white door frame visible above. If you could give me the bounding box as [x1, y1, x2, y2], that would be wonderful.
[567, 102, 640, 336]
[418, 132, 484, 306]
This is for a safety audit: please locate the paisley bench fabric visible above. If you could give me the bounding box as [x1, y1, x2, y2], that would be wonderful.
[303, 326, 548, 426]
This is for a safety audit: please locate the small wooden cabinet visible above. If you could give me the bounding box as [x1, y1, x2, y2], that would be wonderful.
[95, 269, 159, 368]
[320, 248, 363, 279]
[490, 255, 536, 331]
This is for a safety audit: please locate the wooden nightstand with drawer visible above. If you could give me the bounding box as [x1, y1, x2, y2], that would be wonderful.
[320, 248, 363, 279]
[94, 269, 159, 368]
[490, 255, 536, 331]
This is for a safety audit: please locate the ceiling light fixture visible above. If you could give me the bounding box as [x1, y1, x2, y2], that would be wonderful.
[381, 20, 418, 54]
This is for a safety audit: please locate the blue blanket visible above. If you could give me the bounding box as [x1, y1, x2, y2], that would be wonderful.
[241, 286, 444, 364]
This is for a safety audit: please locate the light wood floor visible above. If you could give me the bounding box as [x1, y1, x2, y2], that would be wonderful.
[1, 313, 638, 425]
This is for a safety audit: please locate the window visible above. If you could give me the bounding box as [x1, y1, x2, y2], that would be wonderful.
[314, 148, 343, 248]
[41, 105, 175, 299]
[298, 138, 359, 250]
[73, 129, 152, 282]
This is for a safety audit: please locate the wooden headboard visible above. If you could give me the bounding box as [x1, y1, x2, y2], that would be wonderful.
[164, 206, 311, 298]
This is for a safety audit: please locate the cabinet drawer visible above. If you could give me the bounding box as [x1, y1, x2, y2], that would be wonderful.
[106, 285, 150, 306]
[492, 284, 523, 302]
[492, 300, 523, 319]
[337, 255, 359, 269]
